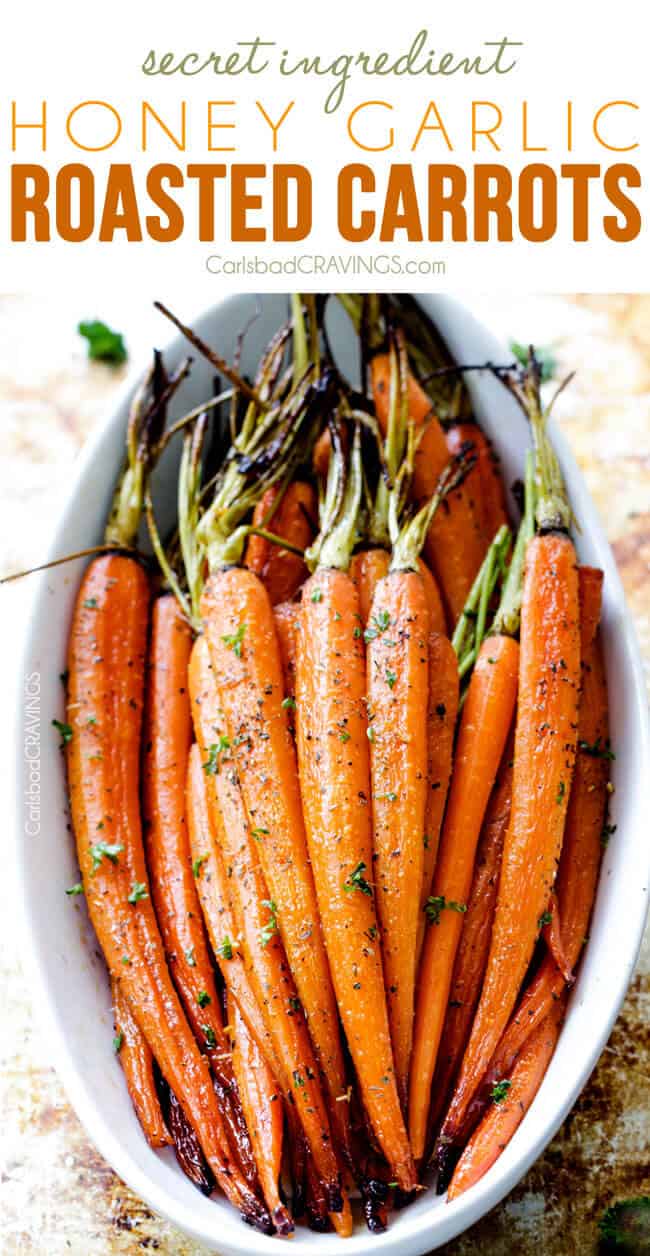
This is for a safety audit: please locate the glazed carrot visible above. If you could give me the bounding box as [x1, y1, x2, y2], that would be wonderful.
[447, 995, 566, 1200]
[426, 739, 513, 1138]
[447, 571, 608, 1164]
[65, 556, 270, 1231]
[141, 597, 233, 1080]
[156, 1074, 215, 1195]
[352, 548, 446, 635]
[371, 353, 486, 622]
[294, 424, 416, 1190]
[273, 600, 299, 706]
[112, 980, 170, 1148]
[540, 891, 573, 984]
[244, 480, 316, 605]
[186, 744, 279, 1075]
[366, 566, 430, 1105]
[230, 997, 292, 1236]
[447, 422, 509, 539]
[188, 637, 344, 1205]
[416, 632, 460, 962]
[436, 368, 581, 1175]
[577, 565, 604, 649]
[409, 633, 519, 1159]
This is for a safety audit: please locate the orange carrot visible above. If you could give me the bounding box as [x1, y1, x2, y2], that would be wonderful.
[273, 600, 299, 707]
[447, 995, 566, 1200]
[540, 891, 573, 984]
[426, 739, 513, 1138]
[447, 422, 510, 539]
[230, 998, 292, 1235]
[65, 556, 270, 1231]
[112, 980, 170, 1148]
[417, 632, 460, 961]
[371, 354, 486, 622]
[188, 636, 345, 1206]
[296, 564, 416, 1191]
[447, 566, 607, 1160]
[199, 572, 350, 1177]
[409, 633, 519, 1159]
[366, 567, 430, 1105]
[351, 548, 446, 635]
[186, 744, 279, 1075]
[245, 480, 316, 605]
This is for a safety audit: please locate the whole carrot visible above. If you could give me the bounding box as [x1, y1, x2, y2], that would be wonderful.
[296, 423, 416, 1191]
[447, 995, 566, 1200]
[188, 636, 344, 1205]
[436, 360, 581, 1179]
[245, 480, 316, 605]
[416, 632, 460, 962]
[112, 981, 170, 1149]
[230, 997, 292, 1236]
[426, 736, 513, 1139]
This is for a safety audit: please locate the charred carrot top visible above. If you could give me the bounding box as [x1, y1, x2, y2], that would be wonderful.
[112, 980, 170, 1149]
[436, 357, 581, 1181]
[297, 422, 416, 1191]
[448, 995, 566, 1200]
[245, 480, 317, 606]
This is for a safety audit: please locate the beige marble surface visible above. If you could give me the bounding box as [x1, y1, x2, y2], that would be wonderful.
[1, 292, 649, 1255]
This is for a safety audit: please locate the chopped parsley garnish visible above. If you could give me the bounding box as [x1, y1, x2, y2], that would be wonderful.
[218, 936, 233, 960]
[491, 1079, 512, 1104]
[197, 990, 211, 1008]
[192, 854, 208, 878]
[367, 726, 376, 743]
[353, 626, 362, 639]
[203, 735, 230, 775]
[282, 696, 296, 711]
[112, 1032, 124, 1054]
[344, 862, 372, 897]
[78, 319, 127, 365]
[127, 881, 148, 904]
[556, 780, 566, 805]
[251, 827, 269, 842]
[221, 623, 246, 658]
[375, 791, 397, 802]
[65, 882, 84, 897]
[288, 996, 301, 1013]
[425, 895, 467, 926]
[202, 1025, 217, 1047]
[260, 900, 279, 948]
[578, 737, 615, 760]
[385, 667, 397, 690]
[364, 610, 391, 642]
[293, 1069, 305, 1088]
[339, 729, 351, 743]
[310, 588, 323, 603]
[52, 719, 73, 747]
[83, 597, 98, 609]
[538, 911, 553, 928]
[89, 840, 124, 872]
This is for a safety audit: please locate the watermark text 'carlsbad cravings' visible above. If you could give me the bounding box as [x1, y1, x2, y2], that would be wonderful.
[24, 672, 41, 836]
[141, 31, 523, 114]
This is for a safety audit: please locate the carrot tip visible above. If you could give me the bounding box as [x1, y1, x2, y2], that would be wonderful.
[434, 1142, 462, 1195]
[273, 1204, 295, 1237]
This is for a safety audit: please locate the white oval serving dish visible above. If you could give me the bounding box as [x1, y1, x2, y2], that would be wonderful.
[12, 293, 650, 1254]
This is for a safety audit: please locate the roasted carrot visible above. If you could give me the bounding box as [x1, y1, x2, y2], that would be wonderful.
[156, 1073, 215, 1195]
[445, 568, 608, 1166]
[540, 891, 573, 984]
[230, 997, 292, 1235]
[112, 981, 170, 1148]
[409, 632, 519, 1159]
[273, 600, 300, 706]
[244, 480, 316, 605]
[186, 744, 279, 1075]
[416, 632, 460, 962]
[447, 421, 509, 539]
[447, 995, 566, 1200]
[188, 636, 344, 1206]
[65, 557, 270, 1231]
[435, 363, 581, 1177]
[371, 353, 486, 622]
[426, 737, 513, 1139]
[295, 426, 416, 1191]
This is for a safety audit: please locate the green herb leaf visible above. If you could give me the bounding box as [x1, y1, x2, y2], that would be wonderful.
[491, 1079, 511, 1104]
[89, 840, 124, 872]
[538, 911, 553, 928]
[251, 827, 269, 842]
[556, 780, 566, 805]
[344, 862, 372, 897]
[260, 900, 279, 948]
[192, 854, 208, 878]
[78, 320, 127, 365]
[203, 735, 231, 775]
[578, 737, 616, 761]
[367, 726, 376, 744]
[112, 1032, 124, 1054]
[52, 718, 73, 747]
[364, 610, 391, 643]
[282, 696, 296, 711]
[288, 996, 301, 1013]
[197, 990, 211, 1008]
[202, 1025, 217, 1048]
[83, 597, 99, 609]
[65, 882, 84, 897]
[221, 623, 246, 658]
[218, 936, 233, 960]
[310, 589, 323, 603]
[425, 895, 467, 926]
[127, 881, 148, 904]
[509, 339, 556, 382]
[385, 667, 397, 690]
